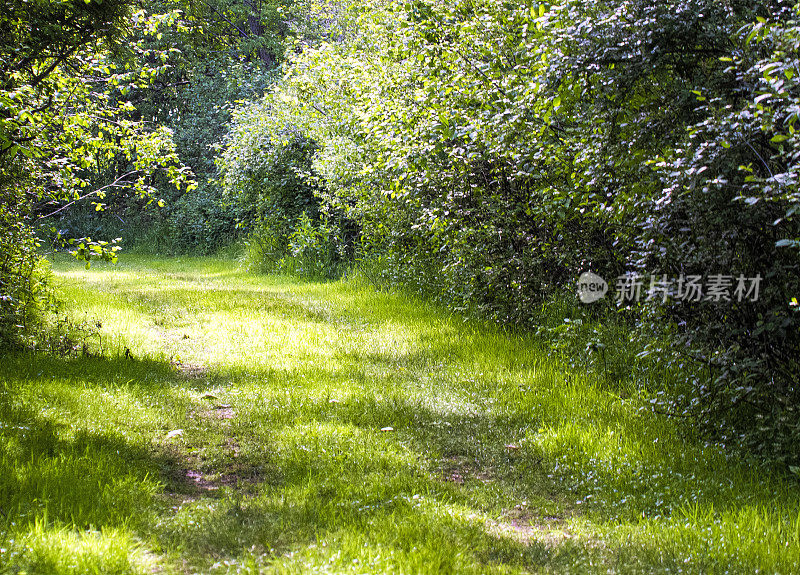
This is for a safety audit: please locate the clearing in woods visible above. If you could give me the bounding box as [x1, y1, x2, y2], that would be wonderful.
[0, 255, 798, 574]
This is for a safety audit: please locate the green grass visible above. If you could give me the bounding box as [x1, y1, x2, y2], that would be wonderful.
[0, 254, 798, 573]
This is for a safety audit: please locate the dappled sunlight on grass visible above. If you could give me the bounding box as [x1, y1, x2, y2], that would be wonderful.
[0, 254, 796, 573]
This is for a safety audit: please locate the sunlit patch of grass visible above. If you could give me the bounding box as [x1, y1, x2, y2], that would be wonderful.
[0, 253, 796, 573]
[3, 521, 154, 575]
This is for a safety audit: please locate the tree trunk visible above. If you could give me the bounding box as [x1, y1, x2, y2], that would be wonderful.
[242, 0, 275, 67]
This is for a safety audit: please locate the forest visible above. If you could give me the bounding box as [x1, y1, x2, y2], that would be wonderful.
[1, 0, 800, 572]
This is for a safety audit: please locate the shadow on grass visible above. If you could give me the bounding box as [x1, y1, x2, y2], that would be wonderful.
[0, 350, 590, 573]
[17, 258, 800, 572]
[191, 352, 800, 572]
[0, 351, 788, 575]
[0, 352, 218, 529]
[0, 350, 222, 391]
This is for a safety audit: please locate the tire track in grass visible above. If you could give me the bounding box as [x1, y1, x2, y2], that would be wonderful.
[158, 388, 265, 502]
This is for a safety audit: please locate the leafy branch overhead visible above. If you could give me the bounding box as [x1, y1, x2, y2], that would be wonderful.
[1, 1, 198, 345]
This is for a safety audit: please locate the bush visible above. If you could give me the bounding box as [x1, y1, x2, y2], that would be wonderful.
[285, 212, 343, 278]
[243, 213, 295, 273]
[165, 183, 241, 254]
[219, 92, 357, 277]
[0, 186, 52, 349]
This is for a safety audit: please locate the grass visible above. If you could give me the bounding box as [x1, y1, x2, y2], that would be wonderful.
[0, 253, 798, 573]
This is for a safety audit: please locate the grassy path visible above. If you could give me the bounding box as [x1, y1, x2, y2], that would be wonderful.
[1, 255, 798, 574]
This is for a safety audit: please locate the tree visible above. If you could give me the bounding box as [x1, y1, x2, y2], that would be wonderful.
[0, 1, 195, 348]
[55, 0, 302, 254]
